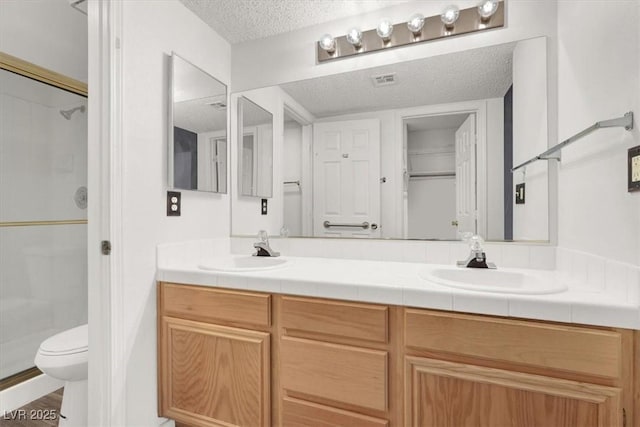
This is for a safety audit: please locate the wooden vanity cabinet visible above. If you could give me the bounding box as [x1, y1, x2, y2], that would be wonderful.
[278, 296, 401, 426]
[157, 283, 272, 427]
[158, 283, 638, 427]
[404, 309, 635, 427]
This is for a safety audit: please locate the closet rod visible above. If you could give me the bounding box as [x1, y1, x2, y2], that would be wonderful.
[512, 112, 633, 172]
[410, 172, 455, 178]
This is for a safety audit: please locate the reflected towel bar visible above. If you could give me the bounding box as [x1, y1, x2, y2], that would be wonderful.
[511, 111, 634, 172]
[323, 221, 370, 229]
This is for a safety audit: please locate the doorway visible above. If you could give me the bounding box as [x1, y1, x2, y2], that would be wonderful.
[404, 114, 473, 240]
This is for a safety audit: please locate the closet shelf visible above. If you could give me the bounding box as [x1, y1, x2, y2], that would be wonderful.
[511, 111, 634, 172]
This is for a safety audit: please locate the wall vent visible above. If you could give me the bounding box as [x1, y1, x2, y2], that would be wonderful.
[207, 101, 227, 110]
[371, 73, 397, 87]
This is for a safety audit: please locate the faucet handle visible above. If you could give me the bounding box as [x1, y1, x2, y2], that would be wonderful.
[460, 232, 484, 250]
[468, 235, 485, 251]
[257, 230, 269, 242]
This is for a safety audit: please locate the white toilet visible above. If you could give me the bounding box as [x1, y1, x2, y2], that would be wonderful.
[34, 324, 88, 427]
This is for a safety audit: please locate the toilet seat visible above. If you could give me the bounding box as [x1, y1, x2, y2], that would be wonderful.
[34, 324, 89, 427]
[38, 324, 88, 356]
[35, 324, 88, 382]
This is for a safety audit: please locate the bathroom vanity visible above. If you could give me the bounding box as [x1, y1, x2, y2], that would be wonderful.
[156, 257, 640, 427]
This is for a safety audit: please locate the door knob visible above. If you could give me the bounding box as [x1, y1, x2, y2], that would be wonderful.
[371, 223, 378, 230]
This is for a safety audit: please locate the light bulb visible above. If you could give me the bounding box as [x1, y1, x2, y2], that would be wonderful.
[319, 34, 336, 54]
[441, 5, 460, 29]
[376, 19, 394, 42]
[478, 0, 498, 20]
[407, 13, 425, 36]
[346, 27, 363, 49]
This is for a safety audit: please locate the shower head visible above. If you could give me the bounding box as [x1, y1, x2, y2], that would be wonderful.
[60, 105, 86, 120]
[69, 0, 87, 15]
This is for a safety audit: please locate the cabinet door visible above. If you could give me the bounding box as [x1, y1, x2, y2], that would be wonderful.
[405, 357, 622, 427]
[159, 316, 270, 427]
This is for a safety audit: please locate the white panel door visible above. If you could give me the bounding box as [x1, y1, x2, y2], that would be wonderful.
[313, 119, 381, 238]
[455, 114, 476, 237]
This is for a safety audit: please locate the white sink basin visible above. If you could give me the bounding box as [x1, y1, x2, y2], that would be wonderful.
[419, 267, 566, 295]
[198, 255, 288, 272]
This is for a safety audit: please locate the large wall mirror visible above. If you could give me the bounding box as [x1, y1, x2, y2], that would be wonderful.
[168, 53, 228, 193]
[232, 36, 551, 242]
[238, 96, 274, 198]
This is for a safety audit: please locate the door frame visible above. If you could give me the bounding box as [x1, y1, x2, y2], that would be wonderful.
[282, 103, 313, 236]
[395, 100, 488, 239]
[87, 0, 126, 425]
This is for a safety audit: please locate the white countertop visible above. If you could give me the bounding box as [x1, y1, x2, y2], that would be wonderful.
[157, 254, 640, 330]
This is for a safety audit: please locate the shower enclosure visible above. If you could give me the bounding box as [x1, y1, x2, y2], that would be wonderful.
[0, 55, 87, 390]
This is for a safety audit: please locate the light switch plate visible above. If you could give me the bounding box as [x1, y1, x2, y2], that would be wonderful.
[515, 183, 525, 204]
[629, 145, 640, 193]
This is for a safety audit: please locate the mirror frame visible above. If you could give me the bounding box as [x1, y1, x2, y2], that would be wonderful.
[168, 52, 229, 193]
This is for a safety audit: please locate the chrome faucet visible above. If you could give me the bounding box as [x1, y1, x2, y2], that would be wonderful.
[456, 234, 496, 269]
[253, 230, 280, 257]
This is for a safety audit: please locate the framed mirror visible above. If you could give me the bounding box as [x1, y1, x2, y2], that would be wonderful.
[168, 53, 228, 193]
[232, 36, 551, 242]
[238, 96, 274, 198]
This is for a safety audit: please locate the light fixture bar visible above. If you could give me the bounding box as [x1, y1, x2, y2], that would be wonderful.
[317, 1, 505, 63]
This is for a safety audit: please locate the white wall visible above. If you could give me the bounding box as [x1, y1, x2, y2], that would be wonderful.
[556, 1, 640, 266]
[117, 1, 231, 425]
[231, 0, 557, 91]
[0, 0, 87, 83]
[512, 37, 549, 241]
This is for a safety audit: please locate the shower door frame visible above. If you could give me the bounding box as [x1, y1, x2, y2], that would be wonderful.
[0, 51, 88, 390]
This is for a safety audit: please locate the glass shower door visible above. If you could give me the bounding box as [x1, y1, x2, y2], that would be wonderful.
[0, 67, 88, 385]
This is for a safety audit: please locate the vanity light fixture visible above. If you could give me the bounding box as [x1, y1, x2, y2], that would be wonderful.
[440, 5, 460, 30]
[478, 0, 499, 20]
[317, 1, 505, 63]
[406, 13, 425, 37]
[376, 19, 394, 42]
[319, 33, 336, 54]
[346, 27, 363, 49]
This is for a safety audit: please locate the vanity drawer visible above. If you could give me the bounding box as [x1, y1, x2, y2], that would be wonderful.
[159, 282, 271, 328]
[404, 309, 623, 379]
[280, 336, 388, 412]
[281, 296, 388, 344]
[282, 397, 389, 427]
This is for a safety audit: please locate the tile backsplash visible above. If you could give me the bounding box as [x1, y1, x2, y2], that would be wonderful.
[229, 237, 557, 270]
[556, 247, 640, 305]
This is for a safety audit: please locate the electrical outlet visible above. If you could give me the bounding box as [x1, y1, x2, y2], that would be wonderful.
[261, 198, 268, 215]
[515, 183, 525, 204]
[167, 191, 181, 216]
[629, 145, 640, 192]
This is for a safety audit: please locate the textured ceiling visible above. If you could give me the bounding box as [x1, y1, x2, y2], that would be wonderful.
[281, 42, 516, 118]
[180, 0, 408, 44]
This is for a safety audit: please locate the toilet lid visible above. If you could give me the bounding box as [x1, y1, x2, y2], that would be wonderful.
[39, 324, 88, 355]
